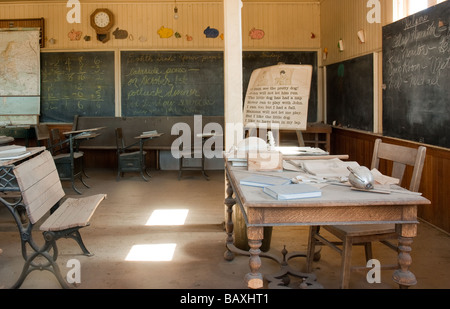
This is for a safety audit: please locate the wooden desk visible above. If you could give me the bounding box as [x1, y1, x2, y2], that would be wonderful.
[223, 161, 431, 289]
[134, 132, 164, 172]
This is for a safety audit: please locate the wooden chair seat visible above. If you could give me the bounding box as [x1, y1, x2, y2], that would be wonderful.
[324, 224, 395, 238]
[120, 150, 147, 158]
[39, 194, 105, 232]
[53, 152, 83, 161]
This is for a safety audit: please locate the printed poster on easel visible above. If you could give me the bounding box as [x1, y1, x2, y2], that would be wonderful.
[243, 64, 312, 131]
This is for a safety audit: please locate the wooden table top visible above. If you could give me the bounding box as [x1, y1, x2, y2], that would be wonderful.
[226, 161, 431, 230]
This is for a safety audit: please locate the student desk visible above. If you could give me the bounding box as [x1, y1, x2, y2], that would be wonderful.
[223, 161, 431, 289]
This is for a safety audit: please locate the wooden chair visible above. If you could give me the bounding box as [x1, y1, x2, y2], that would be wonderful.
[306, 139, 427, 289]
[34, 125, 88, 194]
[115, 127, 150, 181]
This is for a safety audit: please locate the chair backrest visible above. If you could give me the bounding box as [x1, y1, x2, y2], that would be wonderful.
[115, 128, 126, 151]
[50, 128, 68, 154]
[370, 139, 426, 192]
[34, 124, 50, 147]
[13, 150, 65, 224]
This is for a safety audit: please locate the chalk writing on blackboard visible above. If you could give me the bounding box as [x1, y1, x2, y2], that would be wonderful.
[40, 51, 115, 123]
[120, 51, 224, 116]
[382, 0, 450, 148]
[243, 65, 312, 130]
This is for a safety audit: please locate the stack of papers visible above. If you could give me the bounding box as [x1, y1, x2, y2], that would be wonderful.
[263, 183, 322, 200]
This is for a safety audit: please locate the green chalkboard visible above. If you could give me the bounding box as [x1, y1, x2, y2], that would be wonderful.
[326, 54, 374, 132]
[243, 51, 318, 122]
[382, 1, 450, 148]
[120, 51, 224, 116]
[40, 51, 115, 123]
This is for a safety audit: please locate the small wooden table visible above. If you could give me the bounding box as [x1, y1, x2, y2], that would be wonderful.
[223, 161, 431, 289]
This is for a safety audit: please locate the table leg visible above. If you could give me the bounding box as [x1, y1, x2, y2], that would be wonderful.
[246, 227, 264, 289]
[393, 223, 417, 288]
[393, 236, 416, 288]
[224, 179, 236, 261]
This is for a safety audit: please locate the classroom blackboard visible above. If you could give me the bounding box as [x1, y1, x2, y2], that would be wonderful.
[326, 54, 374, 132]
[40, 51, 115, 123]
[243, 51, 318, 122]
[120, 51, 224, 117]
[382, 1, 450, 148]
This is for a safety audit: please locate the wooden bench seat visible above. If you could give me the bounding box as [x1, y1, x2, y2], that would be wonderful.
[6, 150, 106, 288]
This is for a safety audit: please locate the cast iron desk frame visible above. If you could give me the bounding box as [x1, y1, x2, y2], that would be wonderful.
[133, 132, 164, 181]
[60, 127, 104, 193]
[223, 161, 431, 289]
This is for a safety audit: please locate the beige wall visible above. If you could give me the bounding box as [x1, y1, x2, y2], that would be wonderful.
[320, 0, 393, 65]
[0, 1, 320, 51]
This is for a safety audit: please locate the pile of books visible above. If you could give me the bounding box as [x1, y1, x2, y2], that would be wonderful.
[239, 174, 321, 201]
[0, 145, 30, 161]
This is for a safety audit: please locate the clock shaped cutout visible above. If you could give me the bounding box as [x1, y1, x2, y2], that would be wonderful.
[90, 8, 114, 43]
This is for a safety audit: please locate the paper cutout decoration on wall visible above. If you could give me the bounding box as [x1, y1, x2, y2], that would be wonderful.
[68, 29, 82, 41]
[204, 26, 219, 38]
[157, 26, 174, 38]
[113, 28, 128, 39]
[249, 28, 264, 40]
[175, 32, 181, 38]
[186, 34, 193, 41]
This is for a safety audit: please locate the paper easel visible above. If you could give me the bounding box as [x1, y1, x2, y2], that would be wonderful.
[243, 64, 313, 146]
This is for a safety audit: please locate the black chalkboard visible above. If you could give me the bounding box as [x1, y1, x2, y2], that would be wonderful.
[120, 51, 224, 116]
[40, 51, 115, 123]
[382, 1, 450, 148]
[243, 51, 318, 122]
[326, 54, 374, 131]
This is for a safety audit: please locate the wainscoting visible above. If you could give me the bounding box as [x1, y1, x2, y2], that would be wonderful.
[331, 127, 450, 235]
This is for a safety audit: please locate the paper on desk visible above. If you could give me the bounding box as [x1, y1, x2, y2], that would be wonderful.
[371, 168, 400, 185]
[300, 158, 360, 178]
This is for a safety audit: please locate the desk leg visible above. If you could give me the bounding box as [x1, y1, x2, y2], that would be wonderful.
[224, 179, 236, 261]
[393, 224, 417, 288]
[246, 227, 264, 289]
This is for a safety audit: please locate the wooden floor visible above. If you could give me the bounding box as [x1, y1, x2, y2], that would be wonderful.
[0, 168, 449, 290]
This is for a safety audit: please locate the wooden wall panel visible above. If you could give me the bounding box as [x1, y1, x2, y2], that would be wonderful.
[332, 127, 450, 234]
